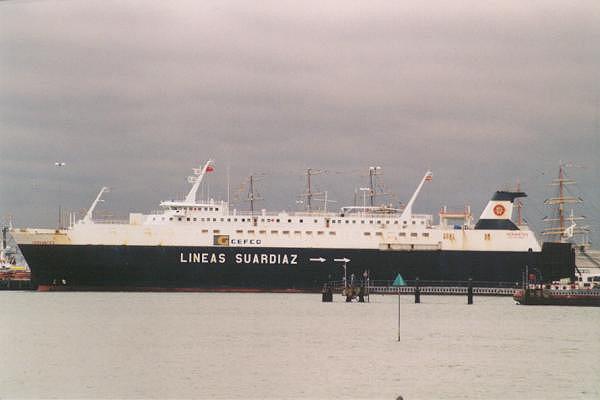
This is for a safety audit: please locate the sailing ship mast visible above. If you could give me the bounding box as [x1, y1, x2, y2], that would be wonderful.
[542, 163, 590, 247]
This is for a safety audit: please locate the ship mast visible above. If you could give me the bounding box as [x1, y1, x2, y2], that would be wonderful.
[302, 168, 324, 212]
[246, 174, 263, 216]
[368, 166, 380, 207]
[515, 179, 523, 226]
[542, 163, 589, 246]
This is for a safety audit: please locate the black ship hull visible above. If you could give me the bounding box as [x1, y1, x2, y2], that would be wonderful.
[19, 242, 574, 291]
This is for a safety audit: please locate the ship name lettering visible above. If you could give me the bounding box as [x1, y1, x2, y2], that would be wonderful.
[235, 253, 298, 265]
[179, 252, 226, 264]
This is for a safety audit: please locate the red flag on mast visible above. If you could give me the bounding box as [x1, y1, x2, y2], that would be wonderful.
[205, 165, 214, 173]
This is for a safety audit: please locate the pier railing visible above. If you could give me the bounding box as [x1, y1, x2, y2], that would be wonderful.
[325, 279, 518, 296]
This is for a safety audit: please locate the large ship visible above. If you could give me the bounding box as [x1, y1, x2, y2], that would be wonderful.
[10, 160, 574, 291]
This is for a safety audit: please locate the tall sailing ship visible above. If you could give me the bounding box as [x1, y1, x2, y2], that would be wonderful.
[542, 163, 599, 283]
[10, 160, 574, 291]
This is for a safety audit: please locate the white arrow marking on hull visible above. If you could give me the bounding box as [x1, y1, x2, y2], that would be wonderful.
[334, 258, 351, 263]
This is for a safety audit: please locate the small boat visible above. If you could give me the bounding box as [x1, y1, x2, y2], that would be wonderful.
[514, 279, 600, 306]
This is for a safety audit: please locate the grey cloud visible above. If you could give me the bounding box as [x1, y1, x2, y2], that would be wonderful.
[1, 0, 599, 244]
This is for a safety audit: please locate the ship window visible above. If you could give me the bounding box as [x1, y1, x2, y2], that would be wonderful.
[484, 233, 491, 240]
[248, 230, 254, 234]
[352, 220, 356, 224]
[329, 231, 336, 235]
[332, 220, 336, 224]
[227, 218, 231, 222]
[162, 217, 165, 221]
[364, 232, 371, 236]
[220, 218, 224, 222]
[299, 219, 303, 223]
[317, 231, 324, 235]
[306, 231, 312, 235]
[193, 218, 197, 221]
[369, 220, 373, 224]
[345, 220, 349, 224]
[423, 232, 429, 237]
[412, 221, 416, 224]
[202, 229, 208, 233]
[361, 220, 365, 224]
[394, 221, 398, 224]
[261, 219, 265, 222]
[213, 229, 220, 233]
[178, 218, 182, 221]
[215, 208, 219, 211]
[377, 220, 381, 224]
[169, 217, 173, 221]
[187, 218, 190, 221]
[283, 230, 290, 234]
[294, 231, 301, 234]
[288, 219, 292, 223]
[213, 218, 217, 222]
[386, 221, 389, 224]
[259, 230, 266, 234]
[276, 219, 280, 222]
[271, 230, 278, 234]
[314, 219, 318, 223]
[376, 232, 383, 236]
[236, 229, 243, 233]
[421, 221, 424, 224]
[338, 220, 342, 223]
[410, 232, 418, 237]
[399, 232, 406, 237]
[209, 207, 213, 211]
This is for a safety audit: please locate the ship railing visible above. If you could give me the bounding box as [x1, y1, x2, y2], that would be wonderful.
[91, 219, 130, 225]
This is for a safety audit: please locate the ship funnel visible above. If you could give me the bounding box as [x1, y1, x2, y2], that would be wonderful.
[474, 191, 526, 230]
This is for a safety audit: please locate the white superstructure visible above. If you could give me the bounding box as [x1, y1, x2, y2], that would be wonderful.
[11, 160, 541, 253]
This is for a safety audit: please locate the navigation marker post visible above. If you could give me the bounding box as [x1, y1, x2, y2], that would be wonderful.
[392, 274, 407, 342]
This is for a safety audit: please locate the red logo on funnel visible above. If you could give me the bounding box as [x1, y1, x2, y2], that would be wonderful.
[493, 204, 506, 217]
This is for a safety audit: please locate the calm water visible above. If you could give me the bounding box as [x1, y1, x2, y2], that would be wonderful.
[1, 292, 599, 399]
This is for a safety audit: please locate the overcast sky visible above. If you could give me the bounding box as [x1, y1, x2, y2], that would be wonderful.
[1, 0, 599, 245]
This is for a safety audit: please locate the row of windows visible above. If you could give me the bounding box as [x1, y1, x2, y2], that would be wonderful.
[363, 232, 430, 237]
[201, 229, 337, 236]
[191, 229, 430, 237]
[156, 216, 427, 225]
[173, 206, 219, 211]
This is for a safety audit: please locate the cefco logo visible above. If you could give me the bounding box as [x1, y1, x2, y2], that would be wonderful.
[493, 204, 506, 217]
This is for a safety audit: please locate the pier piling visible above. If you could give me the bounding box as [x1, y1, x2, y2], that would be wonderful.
[467, 278, 473, 304]
[414, 277, 421, 304]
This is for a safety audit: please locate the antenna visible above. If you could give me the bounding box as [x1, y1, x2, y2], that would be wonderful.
[313, 190, 337, 213]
